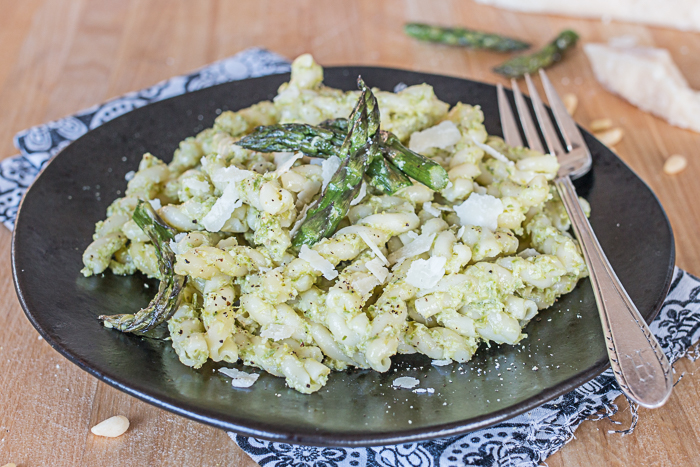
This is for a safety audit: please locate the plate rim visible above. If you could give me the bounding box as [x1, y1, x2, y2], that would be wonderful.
[11, 65, 676, 446]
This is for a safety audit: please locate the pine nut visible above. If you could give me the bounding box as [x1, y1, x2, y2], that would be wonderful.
[590, 118, 613, 132]
[595, 127, 623, 146]
[91, 415, 130, 438]
[663, 154, 687, 175]
[563, 93, 578, 115]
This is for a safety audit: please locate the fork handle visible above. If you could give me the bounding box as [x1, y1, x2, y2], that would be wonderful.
[555, 176, 673, 408]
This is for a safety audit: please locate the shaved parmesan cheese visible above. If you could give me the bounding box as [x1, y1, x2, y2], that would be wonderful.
[350, 182, 367, 206]
[388, 232, 436, 265]
[518, 248, 539, 259]
[218, 367, 260, 388]
[148, 198, 161, 210]
[409, 120, 462, 153]
[274, 152, 303, 176]
[352, 275, 380, 296]
[474, 0, 700, 33]
[261, 324, 295, 341]
[470, 136, 513, 164]
[584, 43, 700, 133]
[366, 257, 389, 283]
[431, 359, 452, 366]
[422, 202, 441, 217]
[201, 183, 243, 232]
[457, 225, 466, 239]
[169, 232, 187, 252]
[405, 256, 447, 289]
[290, 204, 310, 237]
[358, 231, 388, 265]
[299, 245, 338, 280]
[321, 156, 341, 191]
[454, 193, 504, 231]
[393, 376, 420, 389]
[211, 166, 255, 185]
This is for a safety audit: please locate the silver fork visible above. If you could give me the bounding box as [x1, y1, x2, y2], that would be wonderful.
[497, 70, 673, 408]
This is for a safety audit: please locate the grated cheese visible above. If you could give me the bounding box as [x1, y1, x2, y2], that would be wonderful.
[299, 245, 338, 280]
[321, 155, 342, 192]
[392, 376, 420, 389]
[261, 324, 295, 341]
[405, 256, 447, 289]
[409, 120, 462, 153]
[366, 257, 389, 283]
[457, 225, 466, 239]
[358, 231, 388, 265]
[148, 198, 161, 210]
[454, 193, 504, 231]
[201, 183, 242, 232]
[218, 367, 260, 388]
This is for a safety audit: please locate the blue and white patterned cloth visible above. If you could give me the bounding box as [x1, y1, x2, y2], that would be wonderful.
[4, 48, 699, 467]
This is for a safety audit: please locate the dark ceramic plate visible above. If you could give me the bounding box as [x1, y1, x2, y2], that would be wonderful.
[12, 67, 675, 447]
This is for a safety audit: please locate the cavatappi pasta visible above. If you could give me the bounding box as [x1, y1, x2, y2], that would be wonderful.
[82, 54, 589, 394]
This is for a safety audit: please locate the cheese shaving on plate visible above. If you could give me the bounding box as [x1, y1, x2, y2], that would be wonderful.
[405, 256, 447, 289]
[431, 359, 453, 366]
[454, 193, 504, 231]
[388, 232, 436, 265]
[299, 245, 338, 280]
[470, 136, 513, 165]
[211, 165, 255, 185]
[422, 202, 441, 217]
[274, 152, 304, 176]
[408, 120, 462, 153]
[351, 275, 380, 296]
[218, 367, 260, 388]
[290, 204, 310, 237]
[350, 182, 367, 206]
[321, 156, 341, 191]
[201, 183, 243, 232]
[260, 324, 295, 341]
[358, 231, 388, 265]
[392, 376, 420, 389]
[365, 257, 389, 283]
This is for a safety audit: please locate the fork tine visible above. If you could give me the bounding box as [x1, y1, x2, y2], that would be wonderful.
[539, 69, 586, 152]
[497, 83, 523, 148]
[511, 79, 544, 153]
[524, 73, 565, 157]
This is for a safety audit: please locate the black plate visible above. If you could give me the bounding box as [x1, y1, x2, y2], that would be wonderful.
[12, 67, 675, 446]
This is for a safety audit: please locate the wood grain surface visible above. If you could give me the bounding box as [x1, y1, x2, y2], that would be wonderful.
[1, 1, 699, 465]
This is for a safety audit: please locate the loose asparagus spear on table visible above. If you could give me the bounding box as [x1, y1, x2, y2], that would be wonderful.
[291, 78, 376, 249]
[99, 201, 187, 333]
[493, 29, 579, 78]
[404, 22, 530, 52]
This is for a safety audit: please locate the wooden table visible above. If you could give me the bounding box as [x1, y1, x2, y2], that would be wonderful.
[1, 1, 699, 465]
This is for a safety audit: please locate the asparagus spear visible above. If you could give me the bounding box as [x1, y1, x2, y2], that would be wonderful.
[493, 30, 579, 78]
[291, 79, 375, 249]
[99, 201, 187, 333]
[380, 131, 449, 191]
[236, 123, 345, 156]
[405, 23, 530, 52]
